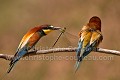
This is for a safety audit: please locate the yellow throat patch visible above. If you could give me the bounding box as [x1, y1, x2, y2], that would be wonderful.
[43, 29, 53, 35]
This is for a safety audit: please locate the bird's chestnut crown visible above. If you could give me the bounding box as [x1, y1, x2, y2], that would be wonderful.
[88, 16, 101, 31]
[89, 16, 101, 26]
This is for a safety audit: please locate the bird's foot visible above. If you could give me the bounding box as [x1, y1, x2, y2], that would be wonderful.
[32, 46, 37, 52]
[93, 47, 98, 52]
[32, 49, 37, 52]
[29, 48, 37, 53]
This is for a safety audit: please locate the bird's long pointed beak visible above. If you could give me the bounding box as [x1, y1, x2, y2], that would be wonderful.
[43, 27, 61, 35]
[52, 27, 61, 30]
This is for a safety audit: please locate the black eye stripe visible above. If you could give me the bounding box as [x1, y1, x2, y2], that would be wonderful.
[39, 30, 46, 35]
[43, 27, 52, 29]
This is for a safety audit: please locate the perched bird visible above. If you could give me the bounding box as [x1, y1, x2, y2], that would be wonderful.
[75, 16, 103, 72]
[7, 24, 61, 73]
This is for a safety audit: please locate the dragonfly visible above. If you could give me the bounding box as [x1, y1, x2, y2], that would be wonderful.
[52, 27, 79, 48]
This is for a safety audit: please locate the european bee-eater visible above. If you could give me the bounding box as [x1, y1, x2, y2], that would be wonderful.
[7, 24, 61, 73]
[75, 16, 103, 72]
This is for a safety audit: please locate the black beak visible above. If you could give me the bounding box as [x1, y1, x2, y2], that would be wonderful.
[51, 27, 61, 30]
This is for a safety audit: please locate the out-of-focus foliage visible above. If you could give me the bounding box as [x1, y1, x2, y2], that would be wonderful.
[0, 0, 120, 80]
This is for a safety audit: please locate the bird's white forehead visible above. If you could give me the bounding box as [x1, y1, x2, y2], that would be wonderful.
[50, 25, 54, 27]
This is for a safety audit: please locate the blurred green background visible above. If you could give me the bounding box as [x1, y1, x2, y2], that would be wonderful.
[0, 0, 120, 80]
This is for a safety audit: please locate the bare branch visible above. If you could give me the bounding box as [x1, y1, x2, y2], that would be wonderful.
[0, 48, 120, 61]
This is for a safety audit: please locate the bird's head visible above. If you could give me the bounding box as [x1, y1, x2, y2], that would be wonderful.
[40, 24, 61, 35]
[89, 16, 101, 31]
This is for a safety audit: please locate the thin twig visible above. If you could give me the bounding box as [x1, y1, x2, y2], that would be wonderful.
[0, 48, 120, 61]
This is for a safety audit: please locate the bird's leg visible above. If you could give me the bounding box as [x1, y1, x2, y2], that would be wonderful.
[33, 46, 35, 50]
[31, 46, 37, 52]
[93, 47, 97, 52]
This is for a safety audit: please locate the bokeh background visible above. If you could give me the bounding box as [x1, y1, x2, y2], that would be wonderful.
[0, 0, 120, 80]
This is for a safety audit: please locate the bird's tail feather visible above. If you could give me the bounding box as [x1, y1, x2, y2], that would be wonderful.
[0, 58, 17, 80]
[74, 60, 82, 73]
[0, 62, 16, 80]
[74, 61, 80, 73]
[0, 50, 27, 80]
[0, 56, 19, 80]
[7, 62, 16, 73]
[7, 50, 27, 73]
